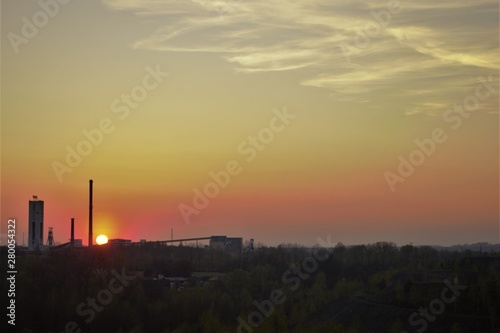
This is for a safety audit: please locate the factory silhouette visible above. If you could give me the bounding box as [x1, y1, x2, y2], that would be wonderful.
[27, 179, 251, 254]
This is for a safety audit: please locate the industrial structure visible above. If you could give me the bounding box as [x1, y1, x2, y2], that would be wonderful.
[71, 218, 75, 247]
[248, 238, 254, 251]
[209, 236, 243, 253]
[108, 239, 132, 247]
[49, 217, 83, 250]
[28, 195, 44, 250]
[146, 236, 244, 254]
[46, 227, 54, 246]
[89, 179, 93, 247]
[26, 180, 249, 254]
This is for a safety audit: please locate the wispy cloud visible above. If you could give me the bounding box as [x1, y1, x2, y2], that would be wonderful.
[102, 0, 499, 114]
[405, 102, 450, 116]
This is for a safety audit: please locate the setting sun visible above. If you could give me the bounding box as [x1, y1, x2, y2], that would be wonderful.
[96, 235, 108, 245]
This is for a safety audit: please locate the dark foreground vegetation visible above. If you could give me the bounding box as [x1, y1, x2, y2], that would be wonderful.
[1, 242, 499, 333]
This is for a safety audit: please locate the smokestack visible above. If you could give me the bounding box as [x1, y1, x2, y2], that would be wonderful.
[89, 179, 93, 247]
[71, 218, 75, 247]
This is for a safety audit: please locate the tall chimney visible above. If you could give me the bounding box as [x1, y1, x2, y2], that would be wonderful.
[71, 218, 75, 247]
[89, 179, 93, 247]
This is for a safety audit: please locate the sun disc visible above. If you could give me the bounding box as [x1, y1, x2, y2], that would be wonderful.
[96, 234, 108, 245]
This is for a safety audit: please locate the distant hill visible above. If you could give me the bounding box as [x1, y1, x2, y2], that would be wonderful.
[431, 242, 500, 252]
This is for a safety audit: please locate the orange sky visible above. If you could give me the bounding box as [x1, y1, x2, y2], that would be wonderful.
[1, 0, 499, 246]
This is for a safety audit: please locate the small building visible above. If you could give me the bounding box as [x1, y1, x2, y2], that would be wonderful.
[226, 237, 243, 254]
[108, 238, 132, 247]
[209, 236, 242, 254]
[209, 236, 227, 250]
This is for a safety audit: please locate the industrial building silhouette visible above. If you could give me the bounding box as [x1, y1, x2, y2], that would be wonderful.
[27, 180, 248, 254]
[28, 195, 43, 250]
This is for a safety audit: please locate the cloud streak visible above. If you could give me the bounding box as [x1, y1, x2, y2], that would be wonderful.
[102, 0, 499, 114]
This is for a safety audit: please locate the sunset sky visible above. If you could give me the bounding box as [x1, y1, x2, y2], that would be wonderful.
[1, 0, 499, 247]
